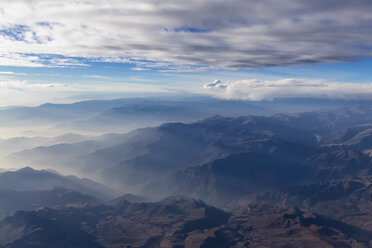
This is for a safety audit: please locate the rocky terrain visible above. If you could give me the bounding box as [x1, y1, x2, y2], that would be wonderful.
[1, 197, 370, 248]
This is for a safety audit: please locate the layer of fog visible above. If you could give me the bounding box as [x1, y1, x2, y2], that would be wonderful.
[0, 95, 367, 197]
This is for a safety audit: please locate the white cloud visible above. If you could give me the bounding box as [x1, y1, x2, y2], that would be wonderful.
[1, 1, 372, 69]
[0, 80, 68, 90]
[203, 79, 372, 100]
[131, 67, 149, 71]
[82, 75, 112, 79]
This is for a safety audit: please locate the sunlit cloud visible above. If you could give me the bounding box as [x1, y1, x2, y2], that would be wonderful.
[203, 79, 372, 100]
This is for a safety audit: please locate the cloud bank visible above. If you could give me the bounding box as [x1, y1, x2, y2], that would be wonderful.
[1, 1, 372, 69]
[203, 79, 372, 100]
[0, 80, 67, 90]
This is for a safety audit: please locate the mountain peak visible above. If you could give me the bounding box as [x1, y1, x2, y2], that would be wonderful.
[17, 166, 37, 172]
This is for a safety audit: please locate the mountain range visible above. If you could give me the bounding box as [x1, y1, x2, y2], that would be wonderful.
[0, 167, 122, 219]
[3, 104, 372, 246]
[9, 105, 372, 205]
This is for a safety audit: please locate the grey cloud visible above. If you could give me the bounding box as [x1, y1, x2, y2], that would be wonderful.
[1, 0, 372, 69]
[204, 80, 225, 89]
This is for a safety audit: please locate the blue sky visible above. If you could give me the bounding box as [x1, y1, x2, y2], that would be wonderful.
[1, 1, 372, 106]
[2, 57, 372, 88]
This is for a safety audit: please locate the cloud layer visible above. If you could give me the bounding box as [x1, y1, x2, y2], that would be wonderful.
[203, 79, 372, 100]
[1, 1, 372, 69]
[0, 78, 175, 107]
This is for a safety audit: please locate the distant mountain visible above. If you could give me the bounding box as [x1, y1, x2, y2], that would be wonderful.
[0, 167, 117, 201]
[0, 96, 281, 136]
[0, 187, 98, 218]
[0, 133, 89, 171]
[0, 133, 87, 154]
[1, 96, 353, 139]
[8, 98, 294, 170]
[0, 197, 369, 248]
[10, 141, 109, 170]
[72, 98, 276, 131]
[0, 98, 137, 124]
[15, 113, 317, 186]
[9, 106, 372, 206]
[8, 132, 129, 171]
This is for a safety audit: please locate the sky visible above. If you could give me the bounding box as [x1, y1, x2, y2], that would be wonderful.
[1, 0, 372, 106]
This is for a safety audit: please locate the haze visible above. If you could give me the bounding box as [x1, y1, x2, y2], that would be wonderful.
[1, 1, 372, 247]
